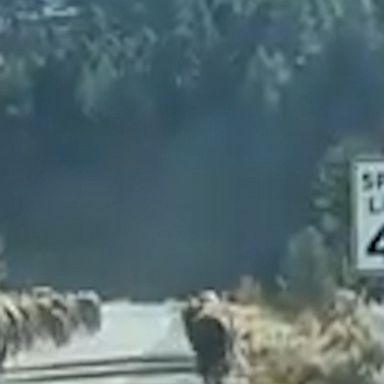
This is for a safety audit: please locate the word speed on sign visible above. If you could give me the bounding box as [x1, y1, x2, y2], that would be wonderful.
[352, 157, 384, 274]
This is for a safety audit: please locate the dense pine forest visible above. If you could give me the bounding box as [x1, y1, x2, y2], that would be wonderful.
[0, 0, 383, 299]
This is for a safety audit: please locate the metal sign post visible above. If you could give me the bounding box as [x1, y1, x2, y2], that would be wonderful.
[351, 157, 384, 277]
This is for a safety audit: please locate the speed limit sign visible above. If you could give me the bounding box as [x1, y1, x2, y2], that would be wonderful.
[351, 157, 384, 275]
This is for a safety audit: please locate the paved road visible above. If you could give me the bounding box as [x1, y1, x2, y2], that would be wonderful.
[3, 300, 200, 384]
[6, 299, 384, 383]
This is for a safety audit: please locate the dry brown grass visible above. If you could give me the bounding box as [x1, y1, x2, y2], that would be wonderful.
[184, 289, 384, 384]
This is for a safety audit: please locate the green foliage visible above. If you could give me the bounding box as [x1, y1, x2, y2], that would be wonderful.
[280, 135, 383, 302]
[280, 226, 335, 309]
[233, 274, 263, 304]
[0, 259, 7, 284]
[0, 0, 383, 292]
[0, 0, 381, 120]
[314, 135, 382, 229]
[0, 5, 377, 141]
[312, 135, 383, 285]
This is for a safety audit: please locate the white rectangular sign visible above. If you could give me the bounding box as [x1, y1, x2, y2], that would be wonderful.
[352, 157, 384, 274]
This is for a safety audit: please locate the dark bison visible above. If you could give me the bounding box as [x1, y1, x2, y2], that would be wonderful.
[182, 292, 234, 384]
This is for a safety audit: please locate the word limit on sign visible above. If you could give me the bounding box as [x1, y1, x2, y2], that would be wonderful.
[352, 158, 384, 275]
[362, 172, 384, 214]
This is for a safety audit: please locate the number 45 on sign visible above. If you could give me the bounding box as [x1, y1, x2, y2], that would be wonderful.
[352, 157, 384, 275]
